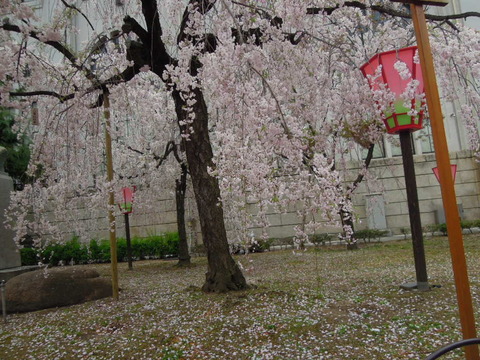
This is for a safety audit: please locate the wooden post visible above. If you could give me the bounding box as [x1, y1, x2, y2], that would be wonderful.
[410, 4, 478, 359]
[104, 91, 119, 300]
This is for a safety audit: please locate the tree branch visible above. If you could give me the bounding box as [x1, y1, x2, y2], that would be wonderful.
[307, 1, 480, 22]
[178, 0, 217, 45]
[60, 0, 94, 31]
[348, 143, 375, 193]
[0, 23, 97, 82]
[127, 140, 185, 170]
[122, 16, 149, 45]
[9, 90, 74, 102]
[138, 0, 174, 76]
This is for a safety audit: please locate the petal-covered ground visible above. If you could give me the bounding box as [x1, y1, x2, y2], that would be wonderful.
[2, 236, 480, 359]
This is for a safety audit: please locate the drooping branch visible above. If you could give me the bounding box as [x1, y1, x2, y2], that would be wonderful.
[60, 0, 94, 31]
[9, 90, 74, 102]
[7, 63, 141, 108]
[127, 140, 185, 170]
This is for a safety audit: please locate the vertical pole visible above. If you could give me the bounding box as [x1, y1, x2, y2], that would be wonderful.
[104, 91, 119, 300]
[1, 280, 6, 323]
[411, 5, 478, 359]
[399, 131, 429, 290]
[125, 213, 133, 270]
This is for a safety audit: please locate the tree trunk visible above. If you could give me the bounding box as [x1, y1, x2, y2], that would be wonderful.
[340, 144, 375, 250]
[175, 163, 191, 267]
[172, 88, 248, 292]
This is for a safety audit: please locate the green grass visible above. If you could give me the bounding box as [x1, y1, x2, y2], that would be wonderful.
[2, 235, 480, 359]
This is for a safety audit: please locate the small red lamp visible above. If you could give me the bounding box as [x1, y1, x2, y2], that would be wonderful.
[118, 186, 136, 270]
[118, 186, 136, 214]
[360, 46, 425, 134]
[433, 164, 457, 184]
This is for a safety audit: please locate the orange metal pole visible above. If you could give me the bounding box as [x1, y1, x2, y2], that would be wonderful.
[410, 5, 478, 359]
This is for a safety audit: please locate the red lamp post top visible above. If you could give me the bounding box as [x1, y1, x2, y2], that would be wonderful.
[118, 186, 136, 214]
[361, 46, 426, 134]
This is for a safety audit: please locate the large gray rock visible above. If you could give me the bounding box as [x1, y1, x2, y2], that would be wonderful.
[6, 267, 112, 313]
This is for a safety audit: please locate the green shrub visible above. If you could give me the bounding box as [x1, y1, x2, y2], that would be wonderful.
[354, 229, 389, 243]
[41, 236, 89, 266]
[422, 224, 437, 236]
[88, 239, 111, 263]
[311, 233, 333, 246]
[20, 233, 179, 267]
[20, 247, 38, 266]
[437, 223, 448, 236]
[163, 232, 180, 255]
[461, 220, 476, 233]
[249, 238, 273, 252]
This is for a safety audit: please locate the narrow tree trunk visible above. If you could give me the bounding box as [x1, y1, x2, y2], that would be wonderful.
[172, 89, 247, 292]
[175, 163, 191, 267]
[340, 144, 376, 250]
[340, 206, 358, 250]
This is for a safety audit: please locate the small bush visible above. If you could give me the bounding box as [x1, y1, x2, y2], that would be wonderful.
[461, 220, 476, 234]
[230, 238, 273, 254]
[311, 233, 333, 246]
[354, 229, 389, 243]
[437, 223, 448, 236]
[250, 238, 273, 252]
[20, 247, 37, 266]
[422, 224, 437, 236]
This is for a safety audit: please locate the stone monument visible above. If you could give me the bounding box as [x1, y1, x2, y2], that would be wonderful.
[0, 146, 22, 280]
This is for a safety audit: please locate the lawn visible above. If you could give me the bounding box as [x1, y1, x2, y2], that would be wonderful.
[2, 235, 480, 359]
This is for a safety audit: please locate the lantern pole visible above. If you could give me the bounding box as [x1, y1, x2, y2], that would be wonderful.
[399, 131, 429, 290]
[124, 212, 133, 270]
[409, 3, 478, 358]
[104, 90, 119, 300]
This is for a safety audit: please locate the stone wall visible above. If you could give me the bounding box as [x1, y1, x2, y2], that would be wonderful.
[26, 150, 480, 245]
[245, 150, 480, 239]
[353, 150, 480, 234]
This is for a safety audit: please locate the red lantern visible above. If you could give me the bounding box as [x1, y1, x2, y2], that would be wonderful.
[118, 186, 136, 214]
[432, 164, 457, 184]
[361, 46, 425, 134]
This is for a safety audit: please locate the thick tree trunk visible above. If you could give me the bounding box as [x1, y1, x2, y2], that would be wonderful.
[175, 163, 191, 267]
[172, 89, 247, 292]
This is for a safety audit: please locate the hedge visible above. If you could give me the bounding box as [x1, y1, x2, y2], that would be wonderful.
[20, 233, 179, 267]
